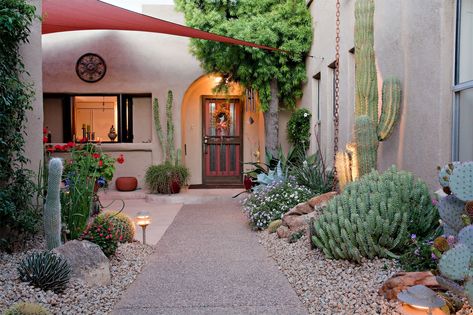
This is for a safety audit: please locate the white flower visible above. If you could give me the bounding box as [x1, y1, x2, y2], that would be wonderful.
[303, 112, 308, 117]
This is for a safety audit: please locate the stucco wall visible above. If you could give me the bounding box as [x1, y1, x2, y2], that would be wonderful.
[301, 0, 455, 188]
[21, 0, 43, 176]
[42, 4, 266, 187]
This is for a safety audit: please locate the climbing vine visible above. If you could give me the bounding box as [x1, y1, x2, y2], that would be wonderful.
[0, 0, 39, 249]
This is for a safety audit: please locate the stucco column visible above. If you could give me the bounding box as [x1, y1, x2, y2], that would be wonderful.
[21, 0, 43, 176]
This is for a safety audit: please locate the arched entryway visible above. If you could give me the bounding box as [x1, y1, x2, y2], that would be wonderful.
[181, 75, 265, 187]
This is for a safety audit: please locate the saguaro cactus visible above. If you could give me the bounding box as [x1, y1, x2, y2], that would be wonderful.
[336, 0, 402, 187]
[44, 158, 63, 250]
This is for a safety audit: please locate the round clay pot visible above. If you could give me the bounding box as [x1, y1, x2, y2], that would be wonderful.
[115, 177, 138, 191]
[170, 180, 181, 194]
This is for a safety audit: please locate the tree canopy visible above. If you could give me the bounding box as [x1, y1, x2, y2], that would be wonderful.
[175, 0, 313, 111]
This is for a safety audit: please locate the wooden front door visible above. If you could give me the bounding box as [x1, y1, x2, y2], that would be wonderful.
[202, 97, 243, 185]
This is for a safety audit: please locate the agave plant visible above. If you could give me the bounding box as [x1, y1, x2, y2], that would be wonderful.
[17, 251, 71, 293]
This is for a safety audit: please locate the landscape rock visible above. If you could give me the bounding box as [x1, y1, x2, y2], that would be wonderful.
[276, 226, 291, 238]
[282, 215, 307, 232]
[379, 271, 441, 300]
[53, 240, 111, 287]
[285, 201, 314, 216]
[307, 191, 337, 209]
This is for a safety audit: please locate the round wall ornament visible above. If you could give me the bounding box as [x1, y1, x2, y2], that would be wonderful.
[76, 53, 106, 83]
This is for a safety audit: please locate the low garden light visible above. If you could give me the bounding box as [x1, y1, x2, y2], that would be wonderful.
[397, 285, 445, 315]
[135, 211, 151, 245]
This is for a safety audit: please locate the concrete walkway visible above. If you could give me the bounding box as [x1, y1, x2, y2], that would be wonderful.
[113, 199, 308, 315]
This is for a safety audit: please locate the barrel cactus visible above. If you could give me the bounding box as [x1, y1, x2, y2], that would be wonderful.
[311, 166, 438, 262]
[44, 158, 63, 250]
[17, 251, 71, 293]
[335, 0, 402, 188]
[439, 225, 473, 304]
[97, 211, 135, 243]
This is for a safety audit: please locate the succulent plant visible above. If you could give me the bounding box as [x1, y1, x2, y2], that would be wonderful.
[439, 225, 473, 304]
[3, 302, 51, 315]
[97, 211, 135, 243]
[449, 162, 473, 202]
[17, 251, 71, 293]
[311, 166, 438, 262]
[433, 236, 450, 252]
[438, 194, 467, 236]
[267, 219, 282, 234]
[44, 158, 63, 250]
[438, 162, 459, 188]
[253, 161, 286, 192]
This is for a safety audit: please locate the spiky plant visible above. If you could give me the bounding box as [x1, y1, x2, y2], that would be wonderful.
[17, 251, 71, 293]
[44, 158, 63, 250]
[3, 302, 51, 315]
[98, 211, 135, 243]
[311, 166, 438, 262]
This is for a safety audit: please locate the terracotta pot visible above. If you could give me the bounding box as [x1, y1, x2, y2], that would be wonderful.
[169, 180, 181, 194]
[115, 177, 138, 191]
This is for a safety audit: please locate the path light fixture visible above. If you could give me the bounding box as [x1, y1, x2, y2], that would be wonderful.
[397, 285, 446, 315]
[135, 211, 151, 245]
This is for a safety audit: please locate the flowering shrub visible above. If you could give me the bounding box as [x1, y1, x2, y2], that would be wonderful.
[287, 108, 312, 152]
[81, 215, 119, 256]
[243, 178, 313, 229]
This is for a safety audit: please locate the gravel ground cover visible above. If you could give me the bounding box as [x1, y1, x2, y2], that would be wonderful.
[0, 240, 153, 315]
[259, 232, 473, 315]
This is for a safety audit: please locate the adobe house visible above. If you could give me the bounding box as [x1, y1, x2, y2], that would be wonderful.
[21, 0, 471, 189]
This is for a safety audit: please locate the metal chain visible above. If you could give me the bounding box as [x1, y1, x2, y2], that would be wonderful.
[332, 0, 341, 190]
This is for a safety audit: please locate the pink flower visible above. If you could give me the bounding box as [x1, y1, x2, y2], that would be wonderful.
[92, 153, 100, 159]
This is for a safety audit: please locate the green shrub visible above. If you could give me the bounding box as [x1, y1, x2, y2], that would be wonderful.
[287, 108, 311, 154]
[81, 215, 119, 256]
[3, 302, 51, 315]
[145, 162, 190, 194]
[0, 0, 39, 251]
[98, 211, 135, 243]
[311, 166, 439, 262]
[290, 153, 333, 195]
[243, 178, 313, 229]
[17, 251, 71, 293]
[399, 234, 442, 272]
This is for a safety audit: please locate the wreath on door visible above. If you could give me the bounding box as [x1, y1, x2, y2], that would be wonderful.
[213, 104, 231, 134]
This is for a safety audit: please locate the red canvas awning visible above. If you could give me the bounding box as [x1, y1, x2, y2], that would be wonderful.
[42, 0, 281, 52]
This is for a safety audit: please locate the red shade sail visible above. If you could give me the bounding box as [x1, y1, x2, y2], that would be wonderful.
[42, 0, 281, 52]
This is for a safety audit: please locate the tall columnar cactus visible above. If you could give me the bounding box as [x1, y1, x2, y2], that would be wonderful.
[439, 225, 473, 304]
[311, 166, 438, 262]
[44, 158, 63, 250]
[166, 90, 175, 163]
[153, 97, 167, 162]
[153, 90, 179, 165]
[336, 0, 402, 187]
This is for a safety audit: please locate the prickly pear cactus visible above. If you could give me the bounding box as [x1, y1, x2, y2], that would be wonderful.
[449, 161, 473, 202]
[439, 225, 473, 304]
[439, 195, 467, 236]
[438, 162, 459, 188]
[44, 158, 63, 250]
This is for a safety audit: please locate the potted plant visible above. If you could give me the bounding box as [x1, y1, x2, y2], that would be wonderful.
[145, 162, 190, 194]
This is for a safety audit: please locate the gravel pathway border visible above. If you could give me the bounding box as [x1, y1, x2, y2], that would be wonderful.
[0, 241, 153, 315]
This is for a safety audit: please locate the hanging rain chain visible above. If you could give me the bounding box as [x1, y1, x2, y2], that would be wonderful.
[332, 0, 341, 190]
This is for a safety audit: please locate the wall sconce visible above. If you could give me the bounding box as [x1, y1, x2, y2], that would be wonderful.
[397, 285, 446, 315]
[135, 211, 151, 245]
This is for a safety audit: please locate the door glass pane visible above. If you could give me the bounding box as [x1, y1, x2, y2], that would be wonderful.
[459, 88, 473, 160]
[459, 0, 473, 83]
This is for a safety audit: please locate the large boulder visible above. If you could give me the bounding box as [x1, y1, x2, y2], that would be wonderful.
[277, 192, 337, 238]
[379, 272, 440, 300]
[53, 240, 111, 287]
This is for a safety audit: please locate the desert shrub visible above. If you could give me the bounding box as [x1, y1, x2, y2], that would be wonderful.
[81, 215, 119, 256]
[145, 162, 190, 194]
[97, 211, 135, 243]
[243, 178, 313, 229]
[290, 152, 333, 195]
[399, 232, 444, 272]
[311, 166, 439, 262]
[17, 251, 71, 293]
[3, 302, 51, 315]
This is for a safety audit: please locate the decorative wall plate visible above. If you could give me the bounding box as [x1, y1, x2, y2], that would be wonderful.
[76, 53, 106, 83]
